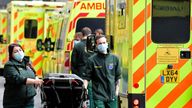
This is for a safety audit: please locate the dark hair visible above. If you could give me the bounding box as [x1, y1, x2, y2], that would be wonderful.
[8, 43, 24, 60]
[95, 35, 106, 43]
[94, 28, 103, 35]
[81, 27, 92, 37]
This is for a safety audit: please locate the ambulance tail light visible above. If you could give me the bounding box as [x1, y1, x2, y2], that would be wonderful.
[64, 51, 70, 73]
[133, 99, 139, 108]
[128, 94, 145, 108]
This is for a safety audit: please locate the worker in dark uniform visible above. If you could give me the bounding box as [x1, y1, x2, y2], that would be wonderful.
[71, 27, 94, 108]
[83, 35, 121, 108]
[71, 27, 93, 77]
[3, 43, 44, 108]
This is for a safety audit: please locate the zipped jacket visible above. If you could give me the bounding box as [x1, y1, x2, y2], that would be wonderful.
[3, 58, 36, 106]
[82, 53, 121, 101]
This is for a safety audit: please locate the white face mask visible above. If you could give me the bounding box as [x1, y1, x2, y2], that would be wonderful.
[74, 40, 80, 45]
[97, 43, 108, 54]
[13, 50, 24, 61]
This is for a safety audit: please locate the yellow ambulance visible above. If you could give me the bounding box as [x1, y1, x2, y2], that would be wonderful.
[106, 0, 192, 108]
[0, 9, 8, 75]
[43, 0, 105, 75]
[5, 1, 66, 77]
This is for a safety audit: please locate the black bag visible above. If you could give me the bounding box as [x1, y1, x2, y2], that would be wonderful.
[41, 73, 86, 108]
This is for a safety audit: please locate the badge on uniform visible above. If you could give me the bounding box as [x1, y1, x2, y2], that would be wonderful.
[108, 63, 113, 70]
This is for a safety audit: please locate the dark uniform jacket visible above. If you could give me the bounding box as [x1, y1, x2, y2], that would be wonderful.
[82, 53, 121, 101]
[3, 58, 36, 107]
[71, 39, 94, 78]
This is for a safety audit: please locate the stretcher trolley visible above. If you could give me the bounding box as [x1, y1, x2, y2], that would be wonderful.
[40, 73, 87, 108]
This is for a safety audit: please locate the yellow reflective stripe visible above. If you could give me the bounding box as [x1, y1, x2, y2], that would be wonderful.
[170, 86, 192, 108]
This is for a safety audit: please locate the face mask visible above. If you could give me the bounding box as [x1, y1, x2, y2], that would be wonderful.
[13, 51, 24, 61]
[74, 40, 80, 45]
[97, 43, 108, 54]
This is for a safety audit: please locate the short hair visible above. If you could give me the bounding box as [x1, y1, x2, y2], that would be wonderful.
[81, 27, 92, 37]
[95, 28, 103, 35]
[95, 35, 106, 44]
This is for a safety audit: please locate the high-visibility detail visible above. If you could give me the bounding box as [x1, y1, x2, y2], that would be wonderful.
[71, 41, 74, 49]
[183, 98, 192, 108]
[72, 13, 88, 29]
[2, 27, 6, 34]
[33, 55, 43, 67]
[18, 32, 24, 40]
[2, 17, 6, 23]
[37, 17, 43, 22]
[133, 53, 156, 85]
[19, 18, 24, 28]
[133, 4, 151, 32]
[14, 12, 18, 19]
[171, 86, 192, 107]
[68, 12, 89, 33]
[156, 72, 192, 108]
[146, 50, 191, 101]
[38, 27, 43, 36]
[36, 68, 42, 77]
[67, 43, 71, 51]
[134, 0, 139, 5]
[73, 2, 80, 9]
[97, 12, 105, 17]
[133, 31, 150, 59]
[14, 25, 17, 33]
[68, 21, 73, 33]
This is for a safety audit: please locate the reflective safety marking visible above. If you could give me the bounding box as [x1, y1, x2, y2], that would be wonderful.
[156, 72, 192, 107]
[14, 12, 18, 19]
[97, 12, 105, 17]
[68, 12, 88, 33]
[134, 0, 139, 4]
[19, 18, 25, 28]
[19, 32, 24, 40]
[146, 45, 191, 101]
[183, 99, 192, 108]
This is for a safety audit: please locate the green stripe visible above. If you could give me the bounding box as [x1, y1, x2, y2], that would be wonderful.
[170, 86, 192, 108]
[133, 0, 145, 18]
[133, 23, 145, 45]
[132, 51, 144, 74]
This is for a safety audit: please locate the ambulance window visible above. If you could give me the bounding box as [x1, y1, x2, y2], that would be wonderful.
[24, 20, 37, 39]
[152, 0, 190, 43]
[75, 18, 105, 34]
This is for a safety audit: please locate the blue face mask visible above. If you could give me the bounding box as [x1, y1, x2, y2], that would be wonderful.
[97, 43, 108, 54]
[13, 51, 24, 61]
[74, 40, 80, 45]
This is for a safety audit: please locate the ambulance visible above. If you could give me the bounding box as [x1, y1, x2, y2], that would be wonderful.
[0, 10, 8, 74]
[106, 0, 192, 108]
[43, 0, 105, 74]
[4, 1, 66, 77]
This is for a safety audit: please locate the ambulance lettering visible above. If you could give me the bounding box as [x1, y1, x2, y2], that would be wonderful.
[80, 3, 105, 10]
